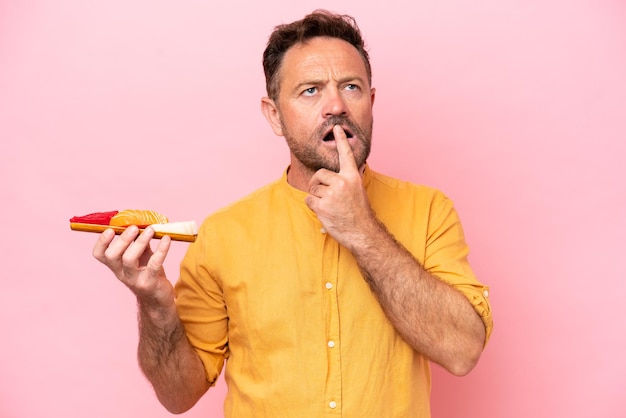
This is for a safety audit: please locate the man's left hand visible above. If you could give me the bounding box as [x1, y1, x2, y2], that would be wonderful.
[305, 125, 378, 249]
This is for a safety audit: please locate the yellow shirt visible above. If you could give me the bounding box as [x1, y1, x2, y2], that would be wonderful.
[175, 166, 492, 417]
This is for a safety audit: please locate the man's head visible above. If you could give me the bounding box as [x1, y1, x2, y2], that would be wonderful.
[263, 10, 372, 102]
[260, 11, 375, 185]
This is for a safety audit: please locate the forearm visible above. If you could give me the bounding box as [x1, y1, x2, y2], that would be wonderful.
[350, 220, 486, 375]
[92, 228, 210, 411]
[137, 301, 209, 413]
[303, 142, 485, 373]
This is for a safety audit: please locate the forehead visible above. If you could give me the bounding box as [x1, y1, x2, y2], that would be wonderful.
[279, 37, 368, 86]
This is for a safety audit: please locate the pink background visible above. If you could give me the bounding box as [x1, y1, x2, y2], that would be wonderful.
[1, 1, 625, 417]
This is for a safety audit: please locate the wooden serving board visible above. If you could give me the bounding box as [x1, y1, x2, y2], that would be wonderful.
[70, 223, 196, 242]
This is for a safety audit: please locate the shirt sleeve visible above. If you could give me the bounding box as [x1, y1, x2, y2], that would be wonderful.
[175, 222, 229, 385]
[423, 192, 494, 345]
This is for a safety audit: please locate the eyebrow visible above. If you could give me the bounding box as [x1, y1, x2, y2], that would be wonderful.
[291, 75, 367, 95]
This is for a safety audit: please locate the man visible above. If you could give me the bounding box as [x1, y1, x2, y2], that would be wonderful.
[93, 10, 492, 417]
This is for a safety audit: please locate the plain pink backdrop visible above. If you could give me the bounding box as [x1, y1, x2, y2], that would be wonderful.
[1, 1, 625, 417]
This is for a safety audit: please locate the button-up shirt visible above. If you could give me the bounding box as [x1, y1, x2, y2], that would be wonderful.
[175, 166, 492, 417]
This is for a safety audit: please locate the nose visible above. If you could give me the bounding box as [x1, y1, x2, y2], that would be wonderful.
[322, 87, 348, 118]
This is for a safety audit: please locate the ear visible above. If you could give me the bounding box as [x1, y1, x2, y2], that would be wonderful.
[260, 97, 284, 136]
[370, 87, 376, 108]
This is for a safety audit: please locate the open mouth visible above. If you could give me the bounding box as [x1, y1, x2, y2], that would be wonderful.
[322, 127, 354, 142]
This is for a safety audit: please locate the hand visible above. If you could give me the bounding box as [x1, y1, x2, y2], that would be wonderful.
[92, 226, 175, 311]
[305, 125, 378, 249]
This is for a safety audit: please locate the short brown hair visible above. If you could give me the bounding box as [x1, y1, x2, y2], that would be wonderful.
[263, 10, 372, 101]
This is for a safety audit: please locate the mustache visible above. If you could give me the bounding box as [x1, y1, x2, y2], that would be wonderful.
[314, 115, 362, 138]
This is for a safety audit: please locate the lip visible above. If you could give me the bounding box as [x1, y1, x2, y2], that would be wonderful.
[321, 125, 355, 142]
[320, 132, 360, 152]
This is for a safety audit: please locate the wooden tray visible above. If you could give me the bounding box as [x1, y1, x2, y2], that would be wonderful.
[70, 223, 197, 242]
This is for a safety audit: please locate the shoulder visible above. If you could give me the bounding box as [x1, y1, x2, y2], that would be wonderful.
[218, 179, 281, 213]
[201, 178, 281, 227]
[366, 167, 449, 204]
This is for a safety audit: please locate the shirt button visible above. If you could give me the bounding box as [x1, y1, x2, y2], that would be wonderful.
[328, 340, 336, 348]
[483, 290, 489, 297]
[320, 227, 326, 234]
[325, 282, 333, 290]
[329, 401, 337, 409]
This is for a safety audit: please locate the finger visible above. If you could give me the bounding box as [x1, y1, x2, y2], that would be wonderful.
[92, 228, 116, 262]
[304, 193, 320, 212]
[308, 169, 330, 193]
[146, 235, 171, 273]
[103, 224, 138, 256]
[334, 125, 358, 174]
[93, 226, 141, 278]
[121, 226, 155, 267]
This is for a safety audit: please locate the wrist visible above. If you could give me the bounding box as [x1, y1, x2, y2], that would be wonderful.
[347, 216, 389, 253]
[137, 296, 179, 328]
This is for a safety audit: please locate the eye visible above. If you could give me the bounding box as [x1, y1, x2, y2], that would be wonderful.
[303, 87, 317, 96]
[344, 84, 359, 91]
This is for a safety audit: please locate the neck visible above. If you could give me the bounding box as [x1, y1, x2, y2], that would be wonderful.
[286, 162, 368, 193]
[286, 164, 315, 192]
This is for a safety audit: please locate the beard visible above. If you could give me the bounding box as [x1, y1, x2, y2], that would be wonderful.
[281, 115, 373, 173]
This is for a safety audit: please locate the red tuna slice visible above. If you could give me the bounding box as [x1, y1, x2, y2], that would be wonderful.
[70, 211, 119, 225]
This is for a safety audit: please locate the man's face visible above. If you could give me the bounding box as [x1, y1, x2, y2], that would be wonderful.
[266, 36, 375, 176]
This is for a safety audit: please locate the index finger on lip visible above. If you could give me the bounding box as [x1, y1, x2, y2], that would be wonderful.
[334, 125, 358, 173]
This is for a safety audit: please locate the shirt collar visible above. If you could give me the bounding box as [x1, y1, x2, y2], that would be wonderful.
[279, 164, 373, 204]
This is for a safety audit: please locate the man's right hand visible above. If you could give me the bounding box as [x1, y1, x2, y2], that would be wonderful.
[92, 225, 175, 315]
[92, 226, 209, 413]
